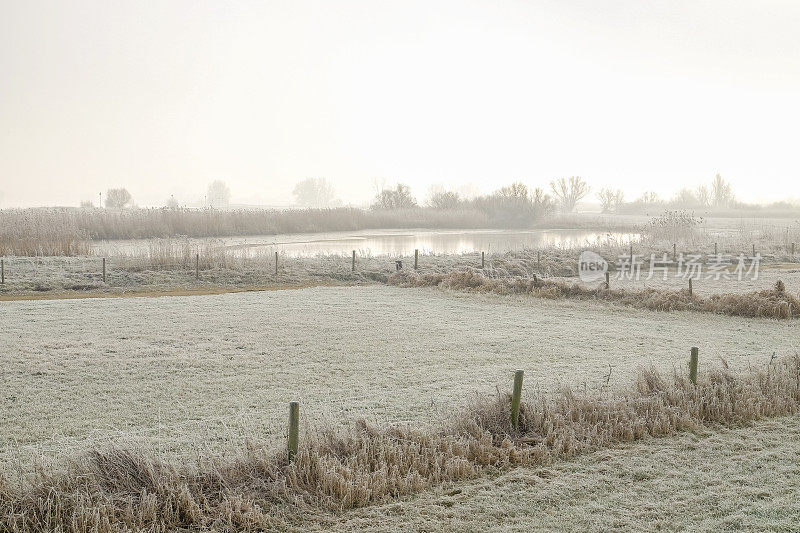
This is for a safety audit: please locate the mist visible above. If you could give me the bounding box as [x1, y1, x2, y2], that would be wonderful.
[2, 0, 800, 208]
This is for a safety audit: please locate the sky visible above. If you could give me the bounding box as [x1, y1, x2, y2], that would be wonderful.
[1, 0, 799, 208]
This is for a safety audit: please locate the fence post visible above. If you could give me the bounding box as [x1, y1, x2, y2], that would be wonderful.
[752, 244, 756, 256]
[629, 243, 633, 264]
[792, 242, 795, 256]
[714, 242, 717, 256]
[510, 370, 524, 430]
[537, 251, 541, 272]
[673, 243, 676, 261]
[102, 257, 106, 283]
[414, 249, 419, 270]
[275, 251, 279, 276]
[605, 271, 609, 287]
[688, 277, 693, 296]
[481, 251, 485, 269]
[352, 250, 356, 272]
[689, 347, 699, 384]
[288, 401, 299, 463]
[1, 258, 4, 284]
[195, 254, 199, 280]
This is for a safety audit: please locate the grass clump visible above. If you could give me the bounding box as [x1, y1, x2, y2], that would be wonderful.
[389, 270, 800, 319]
[2, 356, 800, 531]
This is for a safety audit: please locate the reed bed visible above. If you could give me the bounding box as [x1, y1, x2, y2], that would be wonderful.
[389, 270, 800, 319]
[2, 356, 800, 532]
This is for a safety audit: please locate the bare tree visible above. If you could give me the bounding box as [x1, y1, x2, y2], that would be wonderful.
[711, 173, 734, 207]
[293, 178, 336, 207]
[637, 191, 660, 204]
[207, 180, 231, 208]
[597, 188, 624, 213]
[497, 182, 529, 200]
[104, 188, 132, 209]
[372, 183, 418, 209]
[165, 195, 179, 209]
[428, 190, 461, 209]
[550, 176, 590, 212]
[696, 185, 711, 207]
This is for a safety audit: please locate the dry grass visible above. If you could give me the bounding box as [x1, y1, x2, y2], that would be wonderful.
[389, 270, 800, 319]
[2, 356, 800, 531]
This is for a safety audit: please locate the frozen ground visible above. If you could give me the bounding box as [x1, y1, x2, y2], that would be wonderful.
[305, 416, 800, 532]
[1, 285, 796, 469]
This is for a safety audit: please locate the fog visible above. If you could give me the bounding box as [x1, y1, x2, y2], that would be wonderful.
[2, 0, 800, 208]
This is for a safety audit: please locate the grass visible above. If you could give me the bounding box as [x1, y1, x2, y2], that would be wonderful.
[389, 270, 800, 319]
[2, 353, 800, 531]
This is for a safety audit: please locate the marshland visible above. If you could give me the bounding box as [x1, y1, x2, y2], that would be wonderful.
[4, 1, 800, 530]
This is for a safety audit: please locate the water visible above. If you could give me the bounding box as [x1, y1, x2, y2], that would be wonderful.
[222, 229, 640, 257]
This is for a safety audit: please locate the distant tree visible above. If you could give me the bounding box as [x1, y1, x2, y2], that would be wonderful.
[550, 176, 590, 213]
[293, 178, 335, 207]
[371, 177, 388, 197]
[79, 200, 94, 208]
[597, 188, 624, 213]
[207, 180, 231, 208]
[372, 183, 418, 209]
[637, 191, 660, 204]
[104, 188, 132, 209]
[428, 190, 461, 209]
[497, 182, 530, 200]
[696, 185, 711, 207]
[672, 188, 699, 208]
[166, 195, 179, 209]
[711, 173, 734, 208]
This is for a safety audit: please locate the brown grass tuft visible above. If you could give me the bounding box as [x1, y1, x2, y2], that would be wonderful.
[388, 270, 800, 319]
[3, 356, 800, 531]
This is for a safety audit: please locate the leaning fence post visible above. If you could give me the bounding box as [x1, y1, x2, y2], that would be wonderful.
[481, 251, 485, 269]
[195, 253, 199, 280]
[352, 250, 356, 272]
[510, 370, 524, 430]
[414, 249, 419, 270]
[102, 257, 106, 283]
[288, 401, 299, 463]
[689, 347, 699, 384]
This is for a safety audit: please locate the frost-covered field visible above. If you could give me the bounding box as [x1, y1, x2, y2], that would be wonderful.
[1, 285, 795, 469]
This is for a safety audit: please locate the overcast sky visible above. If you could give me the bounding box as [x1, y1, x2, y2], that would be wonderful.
[1, 0, 799, 208]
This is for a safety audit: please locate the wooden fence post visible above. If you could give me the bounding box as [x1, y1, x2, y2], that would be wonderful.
[537, 251, 541, 272]
[481, 251, 485, 269]
[275, 251, 279, 276]
[752, 244, 756, 256]
[195, 253, 199, 280]
[414, 249, 419, 270]
[605, 271, 610, 287]
[510, 370, 524, 430]
[102, 257, 106, 283]
[792, 242, 795, 256]
[288, 401, 299, 463]
[629, 242, 633, 264]
[689, 347, 699, 384]
[714, 242, 718, 256]
[352, 250, 356, 272]
[688, 277, 693, 296]
[673, 243, 676, 261]
[1, 258, 4, 284]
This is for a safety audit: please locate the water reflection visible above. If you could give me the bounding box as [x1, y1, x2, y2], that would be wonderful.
[231, 229, 640, 257]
